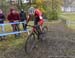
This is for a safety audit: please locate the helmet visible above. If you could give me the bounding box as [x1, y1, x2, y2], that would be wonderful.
[34, 9, 42, 16]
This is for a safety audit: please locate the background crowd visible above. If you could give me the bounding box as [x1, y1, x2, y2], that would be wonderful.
[0, 8, 28, 38]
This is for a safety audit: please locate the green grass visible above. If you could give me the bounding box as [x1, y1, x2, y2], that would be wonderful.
[0, 34, 27, 50]
[61, 13, 75, 29]
[61, 13, 75, 20]
[0, 21, 34, 50]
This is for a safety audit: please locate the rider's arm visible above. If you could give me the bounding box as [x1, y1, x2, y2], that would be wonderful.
[39, 16, 43, 20]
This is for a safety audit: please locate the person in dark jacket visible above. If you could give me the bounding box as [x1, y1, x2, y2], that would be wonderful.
[0, 9, 5, 24]
[20, 9, 27, 30]
[7, 8, 21, 38]
[0, 9, 6, 40]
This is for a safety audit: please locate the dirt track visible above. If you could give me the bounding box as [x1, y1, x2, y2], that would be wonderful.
[0, 22, 75, 58]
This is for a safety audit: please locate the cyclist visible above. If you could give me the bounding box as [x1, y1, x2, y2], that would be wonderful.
[34, 8, 44, 32]
[27, 7, 44, 33]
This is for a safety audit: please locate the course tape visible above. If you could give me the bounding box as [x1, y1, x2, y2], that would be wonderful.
[0, 21, 26, 26]
[0, 22, 30, 36]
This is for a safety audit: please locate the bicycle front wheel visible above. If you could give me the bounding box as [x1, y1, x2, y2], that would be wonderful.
[25, 33, 36, 54]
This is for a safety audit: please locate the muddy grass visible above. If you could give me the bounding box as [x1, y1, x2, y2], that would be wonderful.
[0, 22, 75, 58]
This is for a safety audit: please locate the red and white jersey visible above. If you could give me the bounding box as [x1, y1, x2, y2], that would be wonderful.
[34, 9, 42, 17]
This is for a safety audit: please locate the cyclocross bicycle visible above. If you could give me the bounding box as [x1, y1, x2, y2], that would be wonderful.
[24, 24, 48, 54]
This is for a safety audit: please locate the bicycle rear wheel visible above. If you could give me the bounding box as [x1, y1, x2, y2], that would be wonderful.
[39, 26, 48, 41]
[25, 33, 36, 54]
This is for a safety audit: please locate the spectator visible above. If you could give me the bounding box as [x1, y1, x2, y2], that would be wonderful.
[7, 8, 21, 38]
[20, 9, 27, 30]
[0, 9, 5, 40]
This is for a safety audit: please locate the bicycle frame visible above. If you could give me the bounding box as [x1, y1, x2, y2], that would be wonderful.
[27, 25, 40, 39]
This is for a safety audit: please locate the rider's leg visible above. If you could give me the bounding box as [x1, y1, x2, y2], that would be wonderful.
[38, 20, 44, 33]
[39, 25, 43, 32]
